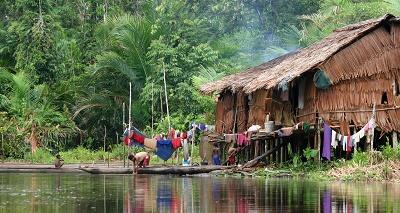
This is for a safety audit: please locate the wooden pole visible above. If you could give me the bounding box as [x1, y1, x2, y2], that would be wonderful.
[191, 126, 195, 164]
[160, 90, 163, 118]
[163, 65, 171, 130]
[151, 82, 154, 138]
[122, 102, 125, 167]
[103, 126, 107, 152]
[371, 103, 376, 152]
[128, 82, 132, 133]
[393, 132, 398, 149]
[128, 82, 132, 168]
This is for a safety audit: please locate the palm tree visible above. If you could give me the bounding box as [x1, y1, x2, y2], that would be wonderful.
[94, 13, 158, 90]
[0, 70, 75, 153]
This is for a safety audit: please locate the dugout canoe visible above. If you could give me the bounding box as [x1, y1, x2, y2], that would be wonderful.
[80, 165, 234, 175]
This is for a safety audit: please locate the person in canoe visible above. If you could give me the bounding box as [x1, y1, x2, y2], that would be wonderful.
[54, 153, 64, 168]
[128, 152, 150, 174]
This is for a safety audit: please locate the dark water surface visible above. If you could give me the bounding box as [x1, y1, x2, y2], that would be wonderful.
[0, 173, 399, 212]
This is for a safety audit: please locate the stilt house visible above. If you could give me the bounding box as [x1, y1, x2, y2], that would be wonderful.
[201, 14, 400, 163]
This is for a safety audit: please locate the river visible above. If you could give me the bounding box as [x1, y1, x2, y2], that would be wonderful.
[0, 173, 399, 212]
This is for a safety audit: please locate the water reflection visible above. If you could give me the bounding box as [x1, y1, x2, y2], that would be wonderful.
[0, 173, 399, 212]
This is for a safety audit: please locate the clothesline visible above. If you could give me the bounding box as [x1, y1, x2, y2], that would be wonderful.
[321, 106, 376, 161]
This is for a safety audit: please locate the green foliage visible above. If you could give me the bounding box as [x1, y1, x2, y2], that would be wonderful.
[303, 147, 318, 161]
[381, 142, 397, 160]
[0, 0, 392, 159]
[352, 151, 370, 166]
[24, 148, 54, 164]
[60, 146, 105, 163]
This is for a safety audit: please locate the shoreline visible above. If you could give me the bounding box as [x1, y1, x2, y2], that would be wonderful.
[1, 160, 400, 183]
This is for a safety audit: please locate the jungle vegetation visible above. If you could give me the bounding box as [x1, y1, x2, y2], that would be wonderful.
[0, 0, 397, 158]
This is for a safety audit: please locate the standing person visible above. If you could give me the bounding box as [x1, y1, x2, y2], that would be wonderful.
[128, 152, 150, 174]
[212, 143, 221, 165]
[54, 154, 64, 168]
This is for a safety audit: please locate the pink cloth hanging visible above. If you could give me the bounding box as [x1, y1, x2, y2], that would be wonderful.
[237, 134, 246, 146]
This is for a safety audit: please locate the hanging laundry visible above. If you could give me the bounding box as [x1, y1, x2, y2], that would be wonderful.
[144, 138, 157, 150]
[298, 77, 306, 109]
[155, 140, 174, 161]
[248, 125, 261, 132]
[130, 139, 144, 147]
[129, 131, 145, 144]
[188, 130, 193, 139]
[322, 123, 331, 160]
[237, 134, 246, 146]
[245, 131, 252, 145]
[167, 128, 175, 139]
[277, 127, 294, 137]
[181, 132, 188, 139]
[199, 123, 207, 131]
[346, 135, 352, 153]
[225, 134, 237, 143]
[359, 127, 365, 139]
[280, 89, 289, 101]
[124, 136, 130, 146]
[172, 138, 182, 150]
[331, 130, 338, 149]
[336, 133, 342, 142]
[342, 136, 347, 151]
[368, 118, 375, 129]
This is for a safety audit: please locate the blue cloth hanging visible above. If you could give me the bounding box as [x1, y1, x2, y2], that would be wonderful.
[156, 139, 174, 161]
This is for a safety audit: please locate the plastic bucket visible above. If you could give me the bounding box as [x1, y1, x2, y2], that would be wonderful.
[264, 121, 275, 133]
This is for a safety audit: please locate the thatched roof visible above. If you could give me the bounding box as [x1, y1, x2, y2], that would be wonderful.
[200, 52, 297, 94]
[200, 14, 396, 95]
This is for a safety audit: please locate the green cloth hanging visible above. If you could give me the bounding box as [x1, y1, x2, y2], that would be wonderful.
[313, 69, 332, 89]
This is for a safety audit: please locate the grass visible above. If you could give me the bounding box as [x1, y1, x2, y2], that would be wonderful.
[19, 143, 203, 165]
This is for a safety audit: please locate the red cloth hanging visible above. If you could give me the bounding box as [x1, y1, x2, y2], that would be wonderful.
[129, 131, 145, 144]
[124, 136, 129, 145]
[172, 138, 182, 150]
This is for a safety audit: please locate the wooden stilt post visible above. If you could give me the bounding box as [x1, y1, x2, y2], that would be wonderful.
[370, 104, 376, 151]
[255, 140, 259, 158]
[393, 132, 398, 149]
[316, 117, 321, 162]
[353, 127, 357, 153]
[274, 138, 278, 163]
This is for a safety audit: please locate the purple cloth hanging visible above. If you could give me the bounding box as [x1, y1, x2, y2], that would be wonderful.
[322, 122, 332, 160]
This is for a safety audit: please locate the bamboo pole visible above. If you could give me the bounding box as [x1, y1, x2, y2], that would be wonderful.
[151, 82, 154, 138]
[160, 89, 163, 118]
[122, 102, 126, 168]
[128, 83, 132, 132]
[128, 82, 132, 168]
[103, 125, 106, 152]
[163, 65, 171, 130]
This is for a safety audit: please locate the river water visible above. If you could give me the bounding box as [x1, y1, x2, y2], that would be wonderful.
[0, 173, 399, 212]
